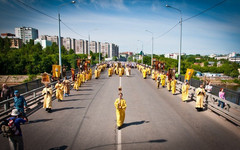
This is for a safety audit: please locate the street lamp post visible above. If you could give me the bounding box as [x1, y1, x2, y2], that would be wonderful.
[137, 40, 143, 64]
[58, 1, 76, 77]
[145, 30, 154, 67]
[166, 5, 182, 75]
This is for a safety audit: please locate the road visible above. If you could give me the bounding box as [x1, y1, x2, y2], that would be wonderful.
[1, 69, 240, 150]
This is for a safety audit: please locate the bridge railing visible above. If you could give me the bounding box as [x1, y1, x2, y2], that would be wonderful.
[175, 80, 240, 126]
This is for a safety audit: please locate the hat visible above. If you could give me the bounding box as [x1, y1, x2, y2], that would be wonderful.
[14, 90, 19, 94]
[11, 109, 20, 116]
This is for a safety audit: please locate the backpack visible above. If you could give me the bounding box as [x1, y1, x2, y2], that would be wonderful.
[1, 118, 20, 138]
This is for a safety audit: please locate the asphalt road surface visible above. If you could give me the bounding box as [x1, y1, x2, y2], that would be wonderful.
[1, 69, 240, 150]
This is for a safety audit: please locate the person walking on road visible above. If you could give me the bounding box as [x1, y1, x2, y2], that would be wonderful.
[218, 88, 225, 109]
[13, 90, 28, 122]
[42, 83, 53, 113]
[182, 82, 190, 102]
[4, 109, 27, 150]
[55, 80, 63, 102]
[63, 77, 70, 97]
[171, 78, 177, 95]
[114, 92, 127, 130]
[195, 84, 206, 111]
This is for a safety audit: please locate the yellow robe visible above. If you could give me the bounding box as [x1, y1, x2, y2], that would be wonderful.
[167, 80, 171, 91]
[95, 70, 98, 79]
[161, 75, 166, 86]
[152, 70, 155, 80]
[63, 80, 70, 94]
[114, 98, 127, 127]
[42, 87, 53, 108]
[171, 80, 177, 94]
[89, 69, 92, 80]
[108, 68, 112, 77]
[143, 69, 147, 79]
[195, 88, 206, 108]
[55, 83, 63, 100]
[77, 74, 81, 87]
[73, 81, 79, 90]
[182, 84, 190, 101]
[119, 68, 123, 77]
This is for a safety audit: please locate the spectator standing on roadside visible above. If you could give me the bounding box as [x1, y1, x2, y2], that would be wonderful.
[13, 90, 28, 122]
[218, 88, 225, 109]
[1, 84, 13, 108]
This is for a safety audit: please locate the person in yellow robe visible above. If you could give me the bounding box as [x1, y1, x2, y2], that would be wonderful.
[63, 77, 71, 97]
[152, 69, 155, 80]
[182, 82, 190, 102]
[42, 84, 53, 113]
[95, 68, 98, 79]
[171, 78, 177, 95]
[55, 80, 63, 102]
[143, 68, 147, 79]
[167, 79, 171, 91]
[82, 71, 86, 83]
[157, 72, 161, 88]
[114, 92, 127, 130]
[108, 67, 112, 77]
[195, 84, 206, 111]
[161, 73, 166, 87]
[89, 68, 92, 80]
[77, 72, 81, 87]
[119, 68, 123, 77]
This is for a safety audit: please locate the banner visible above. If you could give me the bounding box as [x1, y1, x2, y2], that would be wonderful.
[185, 68, 194, 82]
[52, 65, 61, 78]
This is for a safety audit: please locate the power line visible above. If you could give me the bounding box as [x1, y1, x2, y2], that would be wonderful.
[16, 0, 57, 21]
[183, 0, 227, 22]
[16, 0, 87, 39]
[61, 21, 87, 38]
[155, 22, 179, 39]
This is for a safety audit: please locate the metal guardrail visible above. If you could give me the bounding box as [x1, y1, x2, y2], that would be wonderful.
[175, 80, 240, 126]
[178, 75, 240, 105]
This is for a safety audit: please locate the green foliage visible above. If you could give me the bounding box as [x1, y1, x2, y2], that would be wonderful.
[23, 74, 37, 83]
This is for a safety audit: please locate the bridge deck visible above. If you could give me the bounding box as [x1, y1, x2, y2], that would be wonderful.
[1, 69, 240, 150]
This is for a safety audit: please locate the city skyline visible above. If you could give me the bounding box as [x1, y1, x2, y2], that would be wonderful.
[0, 0, 239, 55]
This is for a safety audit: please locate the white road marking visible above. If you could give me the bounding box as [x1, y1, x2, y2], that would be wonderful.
[117, 129, 122, 150]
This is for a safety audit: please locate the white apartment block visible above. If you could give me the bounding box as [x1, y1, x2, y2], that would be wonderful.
[62, 37, 71, 51]
[71, 38, 75, 52]
[15, 27, 38, 43]
[89, 41, 97, 53]
[84, 40, 89, 55]
[34, 39, 52, 49]
[97, 42, 101, 53]
[40, 35, 60, 45]
[101, 42, 110, 57]
[165, 53, 186, 59]
[75, 39, 85, 54]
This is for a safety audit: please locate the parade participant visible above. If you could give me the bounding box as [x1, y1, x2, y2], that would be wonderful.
[114, 92, 127, 130]
[126, 66, 130, 77]
[63, 77, 70, 97]
[182, 82, 190, 102]
[171, 78, 177, 95]
[42, 83, 53, 113]
[89, 68, 92, 80]
[13, 90, 28, 122]
[157, 72, 161, 89]
[95, 68, 98, 79]
[73, 74, 79, 91]
[142, 68, 147, 79]
[167, 78, 171, 91]
[55, 80, 63, 102]
[77, 72, 81, 87]
[108, 67, 112, 77]
[161, 72, 166, 87]
[3, 109, 27, 150]
[195, 84, 206, 111]
[151, 69, 155, 80]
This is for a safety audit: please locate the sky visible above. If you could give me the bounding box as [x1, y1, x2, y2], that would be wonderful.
[0, 0, 240, 55]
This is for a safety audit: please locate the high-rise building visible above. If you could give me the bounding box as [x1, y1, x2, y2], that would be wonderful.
[62, 37, 71, 51]
[75, 39, 85, 54]
[89, 41, 97, 53]
[84, 40, 89, 55]
[34, 39, 52, 49]
[15, 27, 38, 43]
[101, 42, 110, 57]
[97, 42, 101, 53]
[71, 38, 75, 52]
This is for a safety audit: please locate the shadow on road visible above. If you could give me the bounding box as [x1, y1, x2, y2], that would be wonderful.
[60, 99, 87, 102]
[52, 107, 85, 113]
[49, 145, 68, 150]
[121, 120, 150, 129]
[28, 119, 53, 124]
[86, 139, 167, 150]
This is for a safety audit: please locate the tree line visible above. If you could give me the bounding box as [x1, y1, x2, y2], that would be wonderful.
[0, 37, 102, 75]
